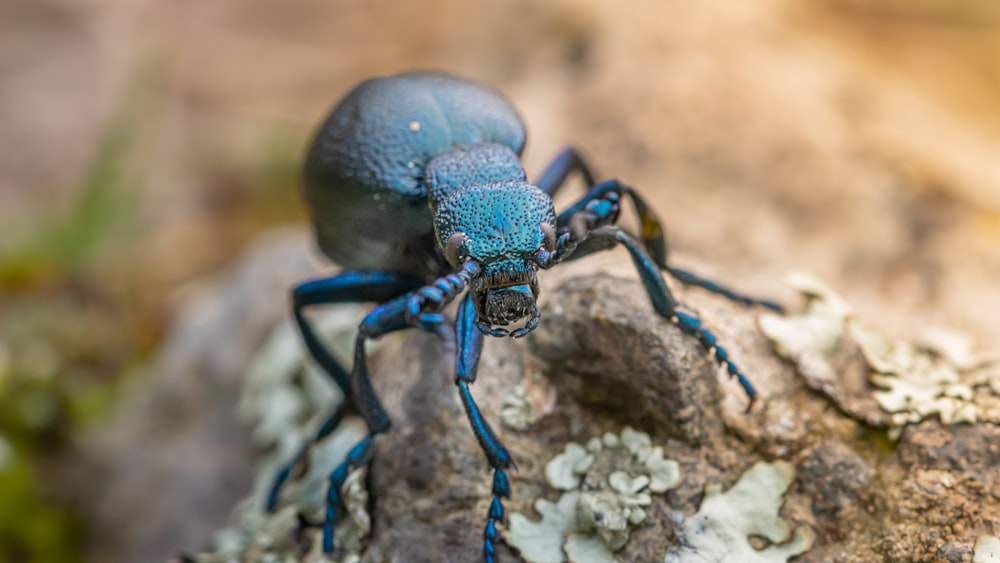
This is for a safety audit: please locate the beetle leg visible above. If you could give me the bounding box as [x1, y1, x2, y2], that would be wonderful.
[266, 272, 423, 513]
[554, 224, 760, 410]
[292, 272, 425, 393]
[535, 146, 597, 196]
[265, 400, 347, 512]
[608, 226, 757, 408]
[315, 294, 456, 553]
[614, 184, 783, 312]
[456, 293, 513, 563]
[534, 180, 622, 267]
[546, 178, 783, 312]
[658, 264, 783, 312]
[317, 265, 482, 554]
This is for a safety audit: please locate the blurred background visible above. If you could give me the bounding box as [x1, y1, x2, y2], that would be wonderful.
[1, 0, 999, 561]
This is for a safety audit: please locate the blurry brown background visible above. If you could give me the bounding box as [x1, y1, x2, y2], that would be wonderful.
[1, 0, 999, 561]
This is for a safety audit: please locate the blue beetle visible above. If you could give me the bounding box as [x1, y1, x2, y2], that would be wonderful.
[266, 71, 781, 561]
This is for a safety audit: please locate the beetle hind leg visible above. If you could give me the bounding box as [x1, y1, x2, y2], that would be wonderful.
[535, 145, 597, 197]
[265, 400, 348, 512]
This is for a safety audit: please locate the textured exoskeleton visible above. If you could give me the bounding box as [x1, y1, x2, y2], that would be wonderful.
[268, 71, 782, 562]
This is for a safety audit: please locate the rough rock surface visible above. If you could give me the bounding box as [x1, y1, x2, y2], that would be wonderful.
[83, 228, 1000, 562]
[328, 272, 998, 562]
[11, 0, 1000, 561]
[76, 230, 324, 562]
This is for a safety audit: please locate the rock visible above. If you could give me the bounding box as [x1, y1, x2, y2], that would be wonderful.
[531, 274, 727, 446]
[95, 235, 1000, 563]
[77, 229, 324, 563]
[795, 441, 873, 522]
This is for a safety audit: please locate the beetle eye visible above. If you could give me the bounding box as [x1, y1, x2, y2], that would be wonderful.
[540, 222, 556, 252]
[445, 232, 469, 266]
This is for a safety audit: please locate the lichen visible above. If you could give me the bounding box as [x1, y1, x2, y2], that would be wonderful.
[759, 272, 1000, 438]
[974, 535, 1000, 563]
[507, 492, 582, 563]
[856, 323, 1000, 437]
[506, 427, 681, 562]
[544, 443, 594, 491]
[501, 367, 557, 431]
[663, 461, 813, 563]
[193, 307, 374, 562]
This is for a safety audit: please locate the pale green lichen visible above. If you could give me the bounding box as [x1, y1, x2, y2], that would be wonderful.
[502, 369, 558, 431]
[506, 427, 681, 562]
[501, 383, 538, 431]
[663, 461, 813, 563]
[854, 323, 1000, 437]
[974, 535, 1000, 563]
[565, 535, 616, 563]
[508, 492, 582, 563]
[194, 307, 374, 562]
[759, 272, 1000, 438]
[758, 272, 851, 358]
[545, 443, 595, 491]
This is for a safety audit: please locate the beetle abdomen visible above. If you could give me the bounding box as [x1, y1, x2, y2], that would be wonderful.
[303, 72, 526, 276]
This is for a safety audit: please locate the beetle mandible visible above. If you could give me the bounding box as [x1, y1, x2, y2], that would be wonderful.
[265, 71, 782, 562]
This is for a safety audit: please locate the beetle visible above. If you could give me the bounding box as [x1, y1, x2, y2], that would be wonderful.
[265, 71, 782, 562]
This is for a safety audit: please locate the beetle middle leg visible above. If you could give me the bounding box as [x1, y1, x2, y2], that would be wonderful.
[536, 148, 782, 312]
[266, 272, 424, 511]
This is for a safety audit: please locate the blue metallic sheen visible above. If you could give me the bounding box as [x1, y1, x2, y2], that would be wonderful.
[266, 71, 782, 561]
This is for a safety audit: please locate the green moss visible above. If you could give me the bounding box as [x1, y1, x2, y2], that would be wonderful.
[0, 453, 84, 563]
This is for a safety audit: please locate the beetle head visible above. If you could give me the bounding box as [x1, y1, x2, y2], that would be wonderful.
[434, 182, 556, 337]
[471, 258, 539, 337]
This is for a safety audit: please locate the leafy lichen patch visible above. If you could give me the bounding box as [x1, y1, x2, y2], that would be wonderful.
[506, 427, 681, 562]
[760, 272, 1000, 438]
[663, 461, 813, 563]
[508, 492, 583, 563]
[565, 534, 616, 563]
[855, 323, 1000, 436]
[501, 366, 558, 431]
[545, 443, 595, 491]
[194, 309, 374, 562]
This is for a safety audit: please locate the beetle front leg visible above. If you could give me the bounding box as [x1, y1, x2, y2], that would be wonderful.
[456, 293, 512, 563]
[317, 265, 479, 554]
[602, 226, 758, 408]
[542, 218, 759, 409]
